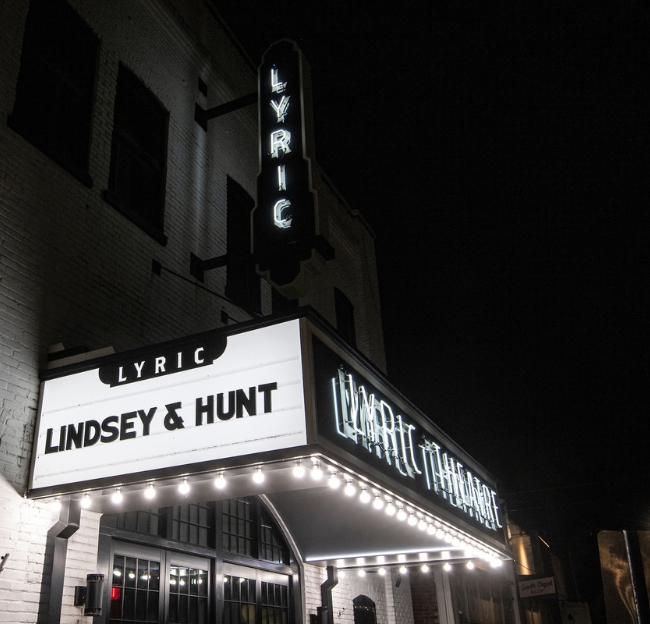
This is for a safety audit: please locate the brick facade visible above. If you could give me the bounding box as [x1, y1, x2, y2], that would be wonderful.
[410, 569, 441, 624]
[0, 0, 399, 621]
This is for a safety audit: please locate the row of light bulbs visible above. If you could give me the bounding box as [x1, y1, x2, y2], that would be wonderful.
[294, 458, 503, 565]
[346, 559, 492, 579]
[47, 456, 503, 566]
[50, 464, 265, 510]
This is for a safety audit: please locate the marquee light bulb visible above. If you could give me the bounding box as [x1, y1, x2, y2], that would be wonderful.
[467, 561, 475, 570]
[179, 478, 190, 494]
[427, 523, 435, 535]
[253, 467, 265, 484]
[436, 529, 445, 540]
[339, 571, 346, 579]
[359, 486, 371, 504]
[443, 563, 452, 572]
[418, 519, 427, 531]
[81, 493, 91, 509]
[328, 473, 340, 489]
[357, 569, 366, 577]
[452, 537, 460, 546]
[293, 460, 305, 478]
[396, 506, 407, 521]
[214, 473, 226, 489]
[344, 479, 356, 497]
[444, 532, 452, 543]
[385, 500, 396, 516]
[407, 513, 417, 526]
[372, 494, 385, 510]
[112, 488, 123, 504]
[421, 564, 429, 573]
[399, 566, 408, 575]
[490, 559, 500, 568]
[378, 567, 386, 577]
[144, 483, 156, 499]
[51, 497, 62, 512]
[311, 461, 323, 481]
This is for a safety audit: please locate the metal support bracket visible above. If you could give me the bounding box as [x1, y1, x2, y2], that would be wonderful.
[189, 235, 335, 283]
[194, 92, 258, 131]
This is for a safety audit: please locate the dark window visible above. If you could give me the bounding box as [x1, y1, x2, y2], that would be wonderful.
[105, 63, 168, 245]
[172, 502, 214, 547]
[222, 498, 254, 557]
[353, 595, 377, 624]
[334, 288, 356, 348]
[9, 0, 98, 185]
[225, 177, 261, 314]
[115, 508, 163, 535]
[261, 510, 290, 564]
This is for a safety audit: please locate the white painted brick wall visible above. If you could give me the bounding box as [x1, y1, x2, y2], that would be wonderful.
[302, 566, 414, 624]
[60, 510, 102, 624]
[0, 0, 388, 621]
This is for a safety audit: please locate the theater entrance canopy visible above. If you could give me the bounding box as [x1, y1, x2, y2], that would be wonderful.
[29, 310, 509, 571]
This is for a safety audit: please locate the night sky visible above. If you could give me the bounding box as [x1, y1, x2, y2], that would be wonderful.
[212, 0, 648, 607]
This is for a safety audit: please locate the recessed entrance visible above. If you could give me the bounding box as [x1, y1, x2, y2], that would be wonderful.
[98, 497, 297, 624]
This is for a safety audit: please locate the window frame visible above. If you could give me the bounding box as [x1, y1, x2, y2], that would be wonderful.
[8, 0, 98, 186]
[104, 63, 169, 246]
[99, 497, 298, 624]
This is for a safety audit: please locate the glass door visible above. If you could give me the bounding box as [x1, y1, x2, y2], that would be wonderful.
[109, 542, 210, 624]
[110, 543, 162, 624]
[222, 564, 290, 624]
[167, 553, 210, 624]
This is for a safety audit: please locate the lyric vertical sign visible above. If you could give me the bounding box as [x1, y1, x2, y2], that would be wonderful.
[253, 40, 317, 284]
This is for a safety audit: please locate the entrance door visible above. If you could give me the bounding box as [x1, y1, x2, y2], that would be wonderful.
[167, 553, 210, 624]
[222, 563, 290, 624]
[109, 542, 210, 624]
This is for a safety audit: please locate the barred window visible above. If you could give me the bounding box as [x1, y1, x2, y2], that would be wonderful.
[172, 502, 214, 548]
[222, 498, 254, 556]
[109, 508, 164, 537]
[261, 510, 289, 564]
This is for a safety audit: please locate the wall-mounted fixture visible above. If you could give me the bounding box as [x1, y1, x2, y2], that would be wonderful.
[74, 573, 104, 616]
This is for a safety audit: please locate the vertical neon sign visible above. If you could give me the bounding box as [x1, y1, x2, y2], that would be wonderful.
[253, 40, 317, 285]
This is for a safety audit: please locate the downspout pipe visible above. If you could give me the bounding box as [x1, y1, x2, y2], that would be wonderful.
[318, 565, 338, 624]
[41, 500, 81, 624]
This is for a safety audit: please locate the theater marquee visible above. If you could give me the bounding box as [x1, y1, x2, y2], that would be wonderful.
[30, 320, 307, 492]
[30, 313, 505, 548]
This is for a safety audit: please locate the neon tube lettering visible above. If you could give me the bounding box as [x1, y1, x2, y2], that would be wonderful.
[273, 199, 292, 229]
[270, 96, 290, 122]
[277, 165, 286, 191]
[271, 68, 286, 93]
[270, 130, 291, 158]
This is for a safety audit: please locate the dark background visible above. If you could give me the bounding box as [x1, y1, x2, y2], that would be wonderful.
[212, 0, 648, 616]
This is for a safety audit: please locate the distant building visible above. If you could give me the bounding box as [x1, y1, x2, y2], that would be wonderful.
[1, 1, 516, 622]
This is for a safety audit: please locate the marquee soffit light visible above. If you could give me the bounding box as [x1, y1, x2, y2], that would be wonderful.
[42, 453, 508, 568]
